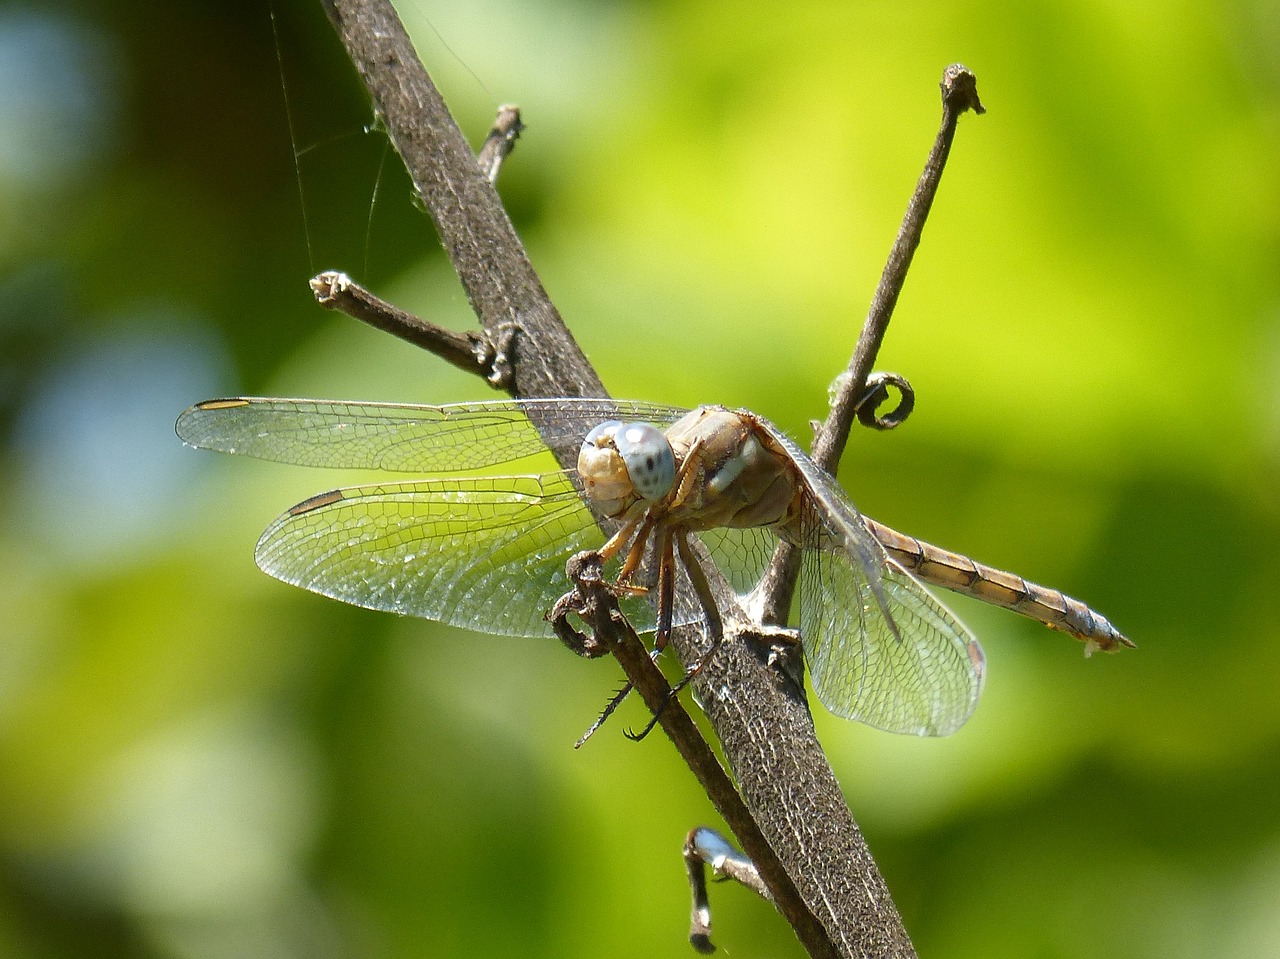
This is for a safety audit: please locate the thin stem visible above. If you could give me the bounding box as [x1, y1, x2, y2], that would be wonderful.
[308, 103, 530, 383]
[309, 271, 498, 379]
[814, 63, 984, 474]
[685, 826, 770, 952]
[477, 104, 523, 183]
[754, 64, 984, 629]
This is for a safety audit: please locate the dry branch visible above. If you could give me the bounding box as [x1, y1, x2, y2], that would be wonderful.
[315, 2, 981, 955]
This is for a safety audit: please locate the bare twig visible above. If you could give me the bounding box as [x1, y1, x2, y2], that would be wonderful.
[319, 0, 601, 404]
[309, 270, 503, 381]
[682, 66, 984, 959]
[815, 63, 984, 474]
[318, 2, 844, 955]
[684, 826, 769, 954]
[307, 104, 529, 384]
[477, 104, 524, 183]
[754, 64, 984, 630]
[854, 371, 916, 430]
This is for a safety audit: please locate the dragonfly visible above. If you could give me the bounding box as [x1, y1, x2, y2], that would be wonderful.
[176, 396, 1130, 737]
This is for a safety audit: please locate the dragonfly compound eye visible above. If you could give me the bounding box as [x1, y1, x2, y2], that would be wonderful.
[577, 420, 675, 517]
[579, 420, 633, 517]
[612, 423, 675, 501]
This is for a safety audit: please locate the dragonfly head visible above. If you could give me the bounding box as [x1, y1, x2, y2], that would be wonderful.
[578, 420, 675, 518]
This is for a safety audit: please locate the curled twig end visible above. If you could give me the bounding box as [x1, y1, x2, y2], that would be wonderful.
[854, 371, 916, 430]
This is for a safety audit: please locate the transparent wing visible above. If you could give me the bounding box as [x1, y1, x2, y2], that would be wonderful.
[696, 525, 782, 597]
[176, 397, 689, 473]
[752, 415, 984, 736]
[800, 545, 984, 735]
[255, 471, 666, 638]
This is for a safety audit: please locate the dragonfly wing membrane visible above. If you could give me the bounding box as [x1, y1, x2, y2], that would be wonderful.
[177, 398, 689, 473]
[696, 525, 780, 597]
[256, 472, 635, 638]
[748, 414, 984, 735]
[801, 546, 984, 736]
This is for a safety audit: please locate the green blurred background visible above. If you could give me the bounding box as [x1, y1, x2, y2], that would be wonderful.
[2, 0, 1278, 956]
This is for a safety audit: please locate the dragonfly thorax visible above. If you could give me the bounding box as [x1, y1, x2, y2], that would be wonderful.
[578, 420, 676, 518]
[662, 407, 804, 533]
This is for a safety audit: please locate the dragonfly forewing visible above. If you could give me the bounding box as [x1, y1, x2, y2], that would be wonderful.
[180, 397, 714, 639]
[176, 397, 688, 473]
[256, 470, 710, 638]
[255, 472, 659, 638]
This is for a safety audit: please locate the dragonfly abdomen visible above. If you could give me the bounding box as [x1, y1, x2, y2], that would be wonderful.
[862, 518, 1132, 653]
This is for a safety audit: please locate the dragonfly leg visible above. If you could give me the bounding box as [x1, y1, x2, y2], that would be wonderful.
[582, 526, 677, 745]
[601, 518, 658, 605]
[597, 514, 663, 600]
[598, 513, 643, 564]
[575, 681, 635, 749]
[601, 436, 705, 594]
[675, 529, 724, 644]
[667, 438, 706, 511]
[615, 514, 656, 584]
[653, 527, 676, 654]
[625, 531, 724, 742]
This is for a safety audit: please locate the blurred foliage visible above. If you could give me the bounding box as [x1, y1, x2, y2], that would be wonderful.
[1, 0, 1278, 956]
